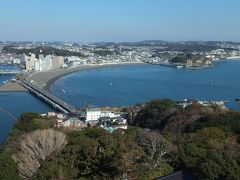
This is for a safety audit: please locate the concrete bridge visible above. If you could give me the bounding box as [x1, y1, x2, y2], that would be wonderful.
[19, 80, 77, 115]
[0, 70, 22, 75]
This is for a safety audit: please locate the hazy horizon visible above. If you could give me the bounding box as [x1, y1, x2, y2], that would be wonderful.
[0, 0, 240, 42]
[1, 40, 240, 43]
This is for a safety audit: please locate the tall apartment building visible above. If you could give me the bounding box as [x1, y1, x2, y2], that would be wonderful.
[25, 53, 36, 71]
[39, 55, 53, 71]
[52, 56, 64, 69]
[25, 54, 63, 72]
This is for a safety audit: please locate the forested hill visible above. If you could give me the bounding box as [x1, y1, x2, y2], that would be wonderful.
[0, 99, 240, 179]
[2, 46, 86, 57]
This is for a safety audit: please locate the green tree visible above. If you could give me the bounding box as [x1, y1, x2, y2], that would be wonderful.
[0, 149, 20, 180]
[111, 137, 143, 179]
[134, 99, 178, 129]
[180, 127, 240, 179]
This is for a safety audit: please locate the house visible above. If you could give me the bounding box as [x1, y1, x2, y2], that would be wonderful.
[55, 119, 63, 128]
[47, 112, 66, 119]
[61, 117, 87, 128]
[74, 119, 87, 127]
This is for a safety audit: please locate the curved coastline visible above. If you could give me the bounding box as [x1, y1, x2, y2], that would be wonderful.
[28, 62, 145, 92]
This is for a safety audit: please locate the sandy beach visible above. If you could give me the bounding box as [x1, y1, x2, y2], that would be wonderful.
[27, 62, 144, 91]
[0, 81, 27, 92]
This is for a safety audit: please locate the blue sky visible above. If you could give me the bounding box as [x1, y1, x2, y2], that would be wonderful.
[0, 0, 239, 42]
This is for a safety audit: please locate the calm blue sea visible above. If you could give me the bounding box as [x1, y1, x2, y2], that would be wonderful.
[51, 60, 240, 110]
[1, 61, 240, 144]
[0, 65, 54, 144]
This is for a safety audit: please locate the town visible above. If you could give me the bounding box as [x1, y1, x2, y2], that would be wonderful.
[0, 40, 237, 134]
[37, 98, 228, 134]
[0, 41, 240, 72]
[46, 107, 128, 132]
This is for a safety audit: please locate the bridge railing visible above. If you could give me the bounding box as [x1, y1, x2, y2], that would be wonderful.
[20, 80, 76, 114]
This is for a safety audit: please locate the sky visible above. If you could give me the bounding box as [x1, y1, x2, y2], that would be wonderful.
[0, 0, 239, 42]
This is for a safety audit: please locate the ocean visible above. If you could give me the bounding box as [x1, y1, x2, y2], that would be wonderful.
[51, 60, 240, 110]
[1, 60, 240, 144]
[0, 65, 54, 144]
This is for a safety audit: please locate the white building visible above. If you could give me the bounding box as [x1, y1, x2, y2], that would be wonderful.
[12, 58, 21, 64]
[100, 111, 118, 118]
[25, 54, 53, 72]
[34, 60, 40, 71]
[86, 109, 120, 122]
[86, 108, 102, 122]
[38, 55, 53, 71]
[67, 56, 87, 67]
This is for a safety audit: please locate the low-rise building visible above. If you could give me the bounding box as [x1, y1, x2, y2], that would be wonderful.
[100, 111, 119, 118]
[86, 108, 102, 122]
[62, 117, 87, 128]
[86, 108, 121, 122]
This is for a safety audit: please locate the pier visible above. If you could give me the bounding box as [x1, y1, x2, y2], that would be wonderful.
[19, 80, 77, 115]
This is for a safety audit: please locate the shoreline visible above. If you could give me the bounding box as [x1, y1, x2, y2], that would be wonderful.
[0, 81, 27, 92]
[27, 62, 145, 92]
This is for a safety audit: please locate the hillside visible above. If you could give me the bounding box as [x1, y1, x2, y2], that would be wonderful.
[0, 99, 240, 179]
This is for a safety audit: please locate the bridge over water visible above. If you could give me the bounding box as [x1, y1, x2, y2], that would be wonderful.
[0, 70, 22, 75]
[19, 80, 77, 115]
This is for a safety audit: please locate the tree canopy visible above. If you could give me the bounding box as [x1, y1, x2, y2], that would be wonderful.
[1, 100, 240, 179]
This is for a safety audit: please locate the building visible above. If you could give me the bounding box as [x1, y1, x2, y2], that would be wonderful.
[39, 54, 44, 60]
[25, 54, 53, 72]
[86, 108, 102, 122]
[25, 53, 36, 71]
[39, 55, 53, 71]
[12, 58, 21, 64]
[100, 111, 118, 118]
[62, 118, 86, 127]
[86, 109, 121, 122]
[34, 60, 40, 71]
[52, 56, 64, 69]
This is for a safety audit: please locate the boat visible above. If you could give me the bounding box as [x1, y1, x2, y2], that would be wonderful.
[176, 65, 183, 68]
[235, 98, 240, 102]
[62, 89, 66, 93]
